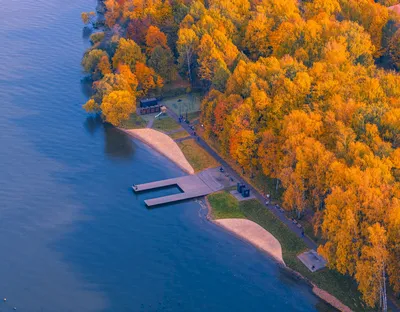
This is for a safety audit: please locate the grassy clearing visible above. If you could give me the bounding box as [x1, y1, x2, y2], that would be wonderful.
[187, 111, 201, 123]
[153, 116, 181, 132]
[120, 114, 147, 129]
[161, 93, 201, 116]
[178, 139, 219, 172]
[169, 130, 190, 140]
[140, 113, 158, 123]
[207, 192, 245, 219]
[161, 78, 191, 97]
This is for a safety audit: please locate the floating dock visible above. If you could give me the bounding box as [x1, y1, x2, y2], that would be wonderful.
[132, 168, 231, 207]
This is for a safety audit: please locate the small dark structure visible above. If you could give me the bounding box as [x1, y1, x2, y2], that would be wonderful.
[242, 188, 251, 198]
[237, 182, 246, 193]
[140, 98, 158, 108]
[236, 182, 251, 198]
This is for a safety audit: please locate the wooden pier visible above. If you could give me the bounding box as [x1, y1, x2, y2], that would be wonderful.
[132, 168, 231, 207]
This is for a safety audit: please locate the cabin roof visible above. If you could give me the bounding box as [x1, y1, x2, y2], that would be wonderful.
[140, 98, 157, 103]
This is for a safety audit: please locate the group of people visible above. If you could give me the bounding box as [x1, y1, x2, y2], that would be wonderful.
[178, 115, 186, 123]
[178, 114, 200, 140]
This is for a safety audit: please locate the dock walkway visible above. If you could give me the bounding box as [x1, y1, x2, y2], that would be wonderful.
[133, 168, 234, 207]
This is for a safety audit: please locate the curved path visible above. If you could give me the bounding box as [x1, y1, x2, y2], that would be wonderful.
[122, 128, 195, 175]
[214, 218, 285, 265]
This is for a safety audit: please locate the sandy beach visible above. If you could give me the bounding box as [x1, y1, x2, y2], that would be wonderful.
[313, 286, 352, 312]
[214, 218, 285, 265]
[121, 128, 195, 175]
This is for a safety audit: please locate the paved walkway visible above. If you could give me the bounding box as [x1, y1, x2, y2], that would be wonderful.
[146, 118, 154, 128]
[166, 108, 316, 249]
[165, 128, 184, 135]
[174, 136, 192, 143]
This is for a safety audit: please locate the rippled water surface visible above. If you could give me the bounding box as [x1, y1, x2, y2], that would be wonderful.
[0, 1, 334, 311]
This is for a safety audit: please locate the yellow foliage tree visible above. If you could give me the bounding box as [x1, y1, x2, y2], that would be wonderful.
[177, 28, 199, 82]
[355, 223, 388, 310]
[83, 98, 101, 113]
[112, 38, 146, 71]
[100, 90, 136, 126]
[243, 13, 273, 59]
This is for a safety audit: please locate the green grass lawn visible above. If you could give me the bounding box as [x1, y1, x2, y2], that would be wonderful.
[161, 93, 201, 116]
[153, 116, 182, 132]
[186, 111, 201, 123]
[120, 113, 147, 129]
[207, 192, 245, 219]
[140, 113, 158, 123]
[169, 130, 190, 140]
[178, 139, 220, 172]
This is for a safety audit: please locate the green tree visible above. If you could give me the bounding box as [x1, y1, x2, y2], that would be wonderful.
[81, 49, 109, 78]
[112, 38, 145, 71]
[148, 45, 176, 83]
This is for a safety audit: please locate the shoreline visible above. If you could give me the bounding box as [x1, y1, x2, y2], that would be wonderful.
[214, 218, 285, 264]
[204, 198, 285, 265]
[120, 128, 195, 175]
[204, 197, 351, 312]
[122, 126, 352, 312]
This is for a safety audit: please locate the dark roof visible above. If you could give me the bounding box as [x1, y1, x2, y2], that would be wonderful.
[140, 98, 157, 103]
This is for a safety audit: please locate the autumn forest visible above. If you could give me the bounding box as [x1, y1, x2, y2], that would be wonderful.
[81, 0, 400, 309]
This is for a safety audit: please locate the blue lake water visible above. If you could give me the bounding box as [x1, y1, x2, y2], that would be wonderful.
[0, 0, 334, 311]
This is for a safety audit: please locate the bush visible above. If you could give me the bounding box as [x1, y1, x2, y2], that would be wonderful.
[90, 32, 105, 45]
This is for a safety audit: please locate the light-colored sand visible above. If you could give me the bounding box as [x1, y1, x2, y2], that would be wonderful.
[313, 286, 353, 312]
[122, 128, 195, 175]
[389, 4, 400, 15]
[214, 218, 285, 265]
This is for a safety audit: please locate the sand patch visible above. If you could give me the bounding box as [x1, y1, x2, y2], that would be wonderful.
[122, 128, 195, 175]
[214, 218, 284, 264]
[313, 286, 353, 312]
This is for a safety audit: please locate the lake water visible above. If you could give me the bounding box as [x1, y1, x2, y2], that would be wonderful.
[0, 0, 334, 311]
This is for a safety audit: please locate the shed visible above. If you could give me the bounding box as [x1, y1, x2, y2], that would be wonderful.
[140, 98, 158, 108]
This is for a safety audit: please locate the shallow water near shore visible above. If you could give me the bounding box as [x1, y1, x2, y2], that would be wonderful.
[0, 0, 334, 311]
